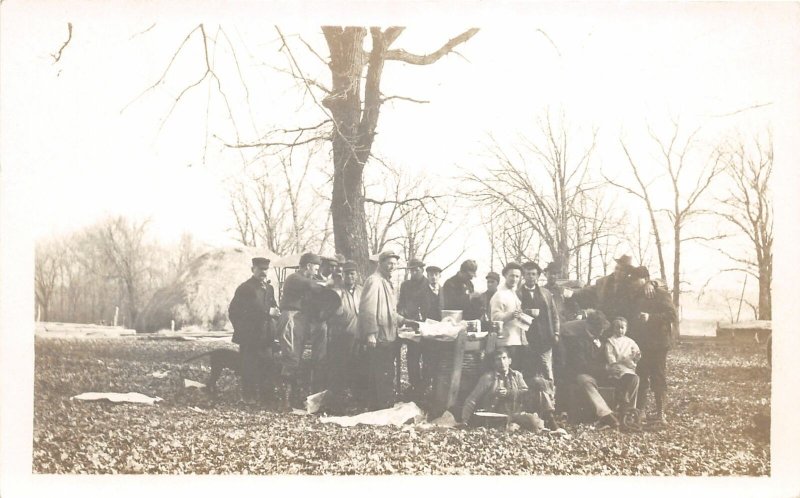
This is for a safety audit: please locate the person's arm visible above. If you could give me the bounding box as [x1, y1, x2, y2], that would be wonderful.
[651, 291, 678, 323]
[358, 277, 379, 345]
[491, 292, 517, 323]
[624, 340, 641, 369]
[461, 374, 492, 424]
[228, 284, 247, 330]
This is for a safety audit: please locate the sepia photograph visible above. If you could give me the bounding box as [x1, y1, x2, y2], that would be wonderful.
[1, 1, 799, 496]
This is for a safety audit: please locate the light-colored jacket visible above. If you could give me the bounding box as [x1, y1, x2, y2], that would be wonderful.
[331, 285, 362, 338]
[605, 335, 640, 378]
[490, 286, 528, 347]
[358, 272, 401, 343]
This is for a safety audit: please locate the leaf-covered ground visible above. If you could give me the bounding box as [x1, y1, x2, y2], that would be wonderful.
[33, 337, 770, 475]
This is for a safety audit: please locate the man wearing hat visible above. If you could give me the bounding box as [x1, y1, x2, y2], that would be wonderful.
[359, 250, 414, 409]
[442, 259, 480, 319]
[327, 261, 363, 407]
[628, 266, 677, 424]
[397, 258, 430, 397]
[480, 271, 501, 330]
[228, 257, 279, 404]
[573, 254, 658, 322]
[277, 252, 325, 409]
[517, 261, 561, 430]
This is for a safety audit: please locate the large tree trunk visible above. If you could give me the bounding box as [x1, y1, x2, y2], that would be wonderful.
[324, 27, 371, 272]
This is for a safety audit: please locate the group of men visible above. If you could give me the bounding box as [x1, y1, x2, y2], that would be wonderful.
[228, 250, 677, 431]
[463, 255, 678, 430]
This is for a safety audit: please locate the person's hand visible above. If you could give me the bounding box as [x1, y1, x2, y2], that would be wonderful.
[269, 307, 281, 318]
[553, 334, 560, 345]
[367, 334, 377, 348]
[644, 281, 655, 298]
[497, 387, 508, 398]
[609, 364, 625, 377]
[512, 310, 521, 319]
[639, 312, 650, 322]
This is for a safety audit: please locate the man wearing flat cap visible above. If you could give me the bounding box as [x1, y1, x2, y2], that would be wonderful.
[480, 271, 501, 330]
[359, 250, 413, 409]
[397, 258, 443, 398]
[442, 259, 479, 319]
[628, 266, 677, 424]
[277, 252, 325, 409]
[327, 260, 363, 406]
[228, 257, 279, 404]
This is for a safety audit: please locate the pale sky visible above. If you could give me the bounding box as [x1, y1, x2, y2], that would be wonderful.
[2, 1, 798, 303]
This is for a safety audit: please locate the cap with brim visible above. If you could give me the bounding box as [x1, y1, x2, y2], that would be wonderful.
[378, 250, 401, 263]
[252, 257, 270, 267]
[486, 271, 501, 282]
[407, 258, 425, 269]
[629, 265, 650, 280]
[299, 252, 322, 266]
[543, 262, 561, 273]
[342, 261, 358, 272]
[426, 265, 442, 274]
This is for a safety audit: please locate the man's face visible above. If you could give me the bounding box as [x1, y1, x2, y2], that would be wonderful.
[612, 319, 627, 337]
[463, 269, 477, 281]
[613, 263, 628, 280]
[631, 277, 647, 291]
[523, 269, 540, 286]
[487, 278, 499, 292]
[504, 269, 521, 289]
[332, 265, 343, 281]
[427, 271, 441, 286]
[251, 264, 270, 283]
[546, 271, 557, 286]
[409, 266, 424, 280]
[380, 258, 398, 276]
[494, 352, 511, 374]
[304, 263, 320, 277]
[320, 262, 333, 277]
[343, 270, 358, 287]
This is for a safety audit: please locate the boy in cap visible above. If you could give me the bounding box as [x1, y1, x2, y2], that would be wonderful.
[397, 258, 431, 398]
[228, 257, 279, 404]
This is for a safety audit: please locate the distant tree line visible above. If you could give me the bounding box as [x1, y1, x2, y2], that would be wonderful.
[34, 216, 202, 326]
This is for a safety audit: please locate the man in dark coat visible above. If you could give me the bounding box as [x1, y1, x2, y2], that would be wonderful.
[397, 258, 431, 396]
[629, 266, 678, 423]
[442, 259, 478, 319]
[277, 252, 325, 408]
[228, 257, 279, 404]
[561, 310, 625, 429]
[517, 261, 561, 430]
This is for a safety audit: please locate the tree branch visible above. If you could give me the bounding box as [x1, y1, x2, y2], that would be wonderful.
[384, 28, 479, 65]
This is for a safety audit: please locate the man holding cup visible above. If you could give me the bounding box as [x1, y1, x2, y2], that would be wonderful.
[629, 266, 678, 424]
[229, 257, 280, 405]
[517, 261, 561, 430]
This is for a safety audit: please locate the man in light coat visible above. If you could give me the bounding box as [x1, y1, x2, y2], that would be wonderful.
[359, 250, 411, 409]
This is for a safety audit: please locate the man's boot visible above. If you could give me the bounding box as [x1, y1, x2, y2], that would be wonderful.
[653, 391, 666, 423]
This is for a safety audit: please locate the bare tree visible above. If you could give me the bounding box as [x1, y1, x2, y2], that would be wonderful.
[607, 121, 725, 312]
[463, 112, 598, 278]
[34, 239, 64, 321]
[136, 25, 479, 274]
[714, 132, 773, 319]
[228, 149, 332, 255]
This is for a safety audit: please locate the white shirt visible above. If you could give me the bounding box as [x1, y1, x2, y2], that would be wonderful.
[489, 286, 528, 347]
[605, 335, 641, 377]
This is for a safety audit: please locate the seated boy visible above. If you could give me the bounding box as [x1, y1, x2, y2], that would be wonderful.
[604, 317, 641, 418]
